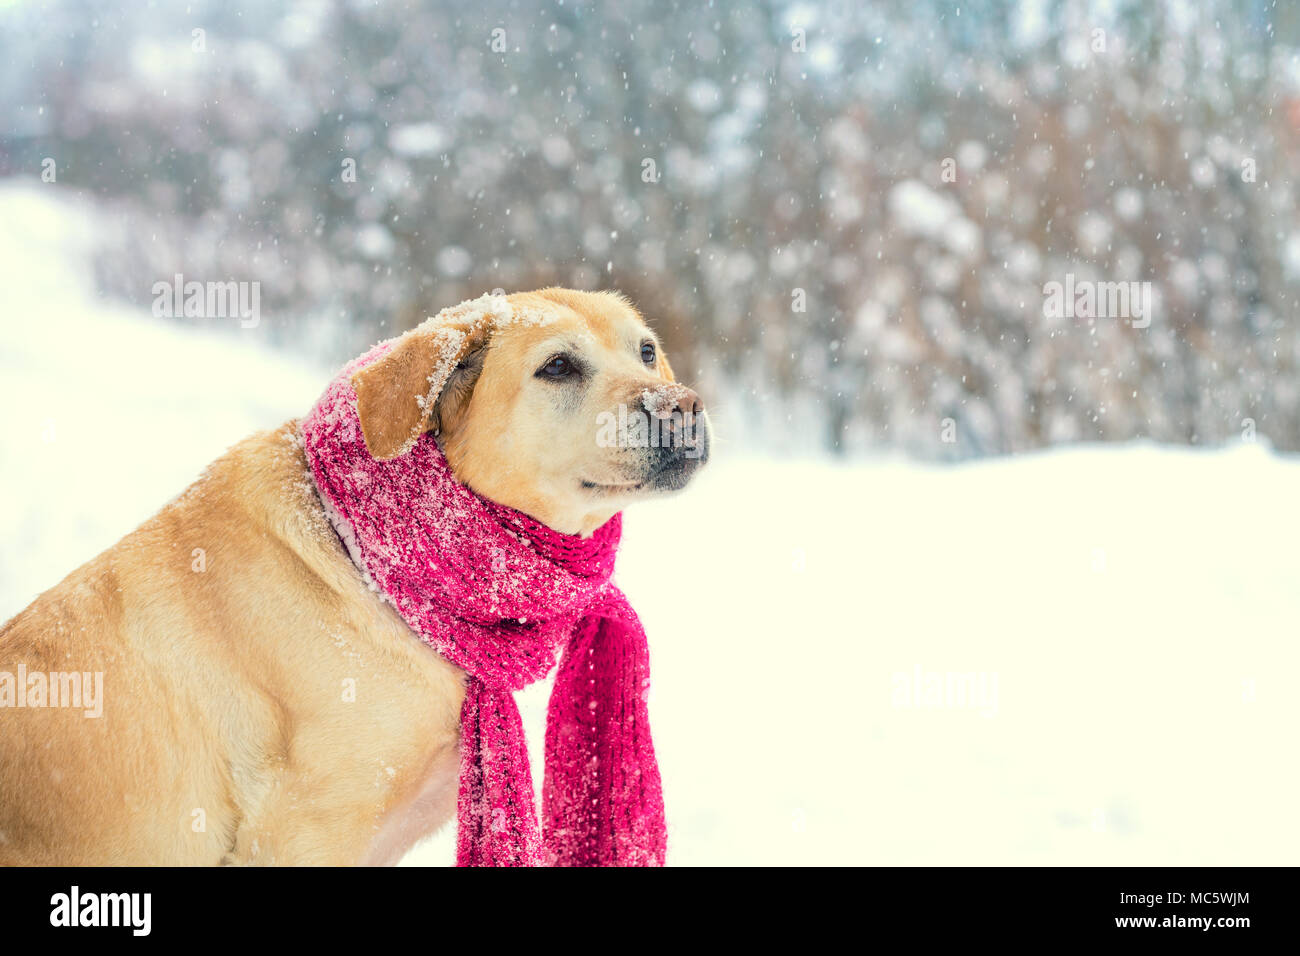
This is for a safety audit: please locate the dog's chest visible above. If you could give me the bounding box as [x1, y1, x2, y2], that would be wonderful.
[331, 585, 469, 865]
[362, 740, 461, 865]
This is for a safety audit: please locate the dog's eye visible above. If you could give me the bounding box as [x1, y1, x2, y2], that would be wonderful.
[537, 355, 574, 378]
[640, 342, 656, 365]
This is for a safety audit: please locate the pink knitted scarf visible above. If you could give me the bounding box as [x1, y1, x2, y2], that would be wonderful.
[300, 342, 666, 866]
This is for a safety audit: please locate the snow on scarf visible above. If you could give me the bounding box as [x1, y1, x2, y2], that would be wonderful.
[300, 295, 666, 867]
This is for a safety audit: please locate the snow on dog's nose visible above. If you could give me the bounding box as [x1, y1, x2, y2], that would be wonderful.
[641, 384, 706, 452]
[640, 382, 699, 420]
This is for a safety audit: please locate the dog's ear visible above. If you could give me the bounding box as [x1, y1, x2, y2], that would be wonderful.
[350, 302, 499, 460]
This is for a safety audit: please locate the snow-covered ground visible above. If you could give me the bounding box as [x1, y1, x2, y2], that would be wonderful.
[2, 185, 1297, 865]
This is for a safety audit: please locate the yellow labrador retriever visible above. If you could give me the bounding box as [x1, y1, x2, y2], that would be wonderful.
[0, 288, 708, 865]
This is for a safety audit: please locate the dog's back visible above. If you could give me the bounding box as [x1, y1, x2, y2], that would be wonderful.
[0, 423, 464, 864]
[1, 464, 255, 863]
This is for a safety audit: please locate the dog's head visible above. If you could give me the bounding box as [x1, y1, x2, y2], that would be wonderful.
[350, 288, 710, 535]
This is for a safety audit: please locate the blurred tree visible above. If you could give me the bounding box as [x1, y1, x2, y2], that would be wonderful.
[2, 0, 1297, 458]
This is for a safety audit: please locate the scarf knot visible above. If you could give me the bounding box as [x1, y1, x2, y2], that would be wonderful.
[301, 342, 666, 866]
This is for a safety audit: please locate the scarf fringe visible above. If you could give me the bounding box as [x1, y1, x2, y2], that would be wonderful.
[543, 612, 667, 867]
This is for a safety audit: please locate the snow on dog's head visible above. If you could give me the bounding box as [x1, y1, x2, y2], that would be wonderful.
[349, 288, 710, 536]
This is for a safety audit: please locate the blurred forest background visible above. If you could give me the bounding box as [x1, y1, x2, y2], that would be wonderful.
[2, 0, 1299, 458]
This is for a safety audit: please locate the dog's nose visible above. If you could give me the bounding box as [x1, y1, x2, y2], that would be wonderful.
[655, 386, 706, 457]
[641, 383, 704, 422]
[673, 386, 703, 420]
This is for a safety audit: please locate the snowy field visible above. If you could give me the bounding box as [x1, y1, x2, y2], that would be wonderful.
[2, 186, 1297, 865]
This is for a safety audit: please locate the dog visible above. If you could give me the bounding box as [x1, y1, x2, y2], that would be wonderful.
[0, 288, 709, 864]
